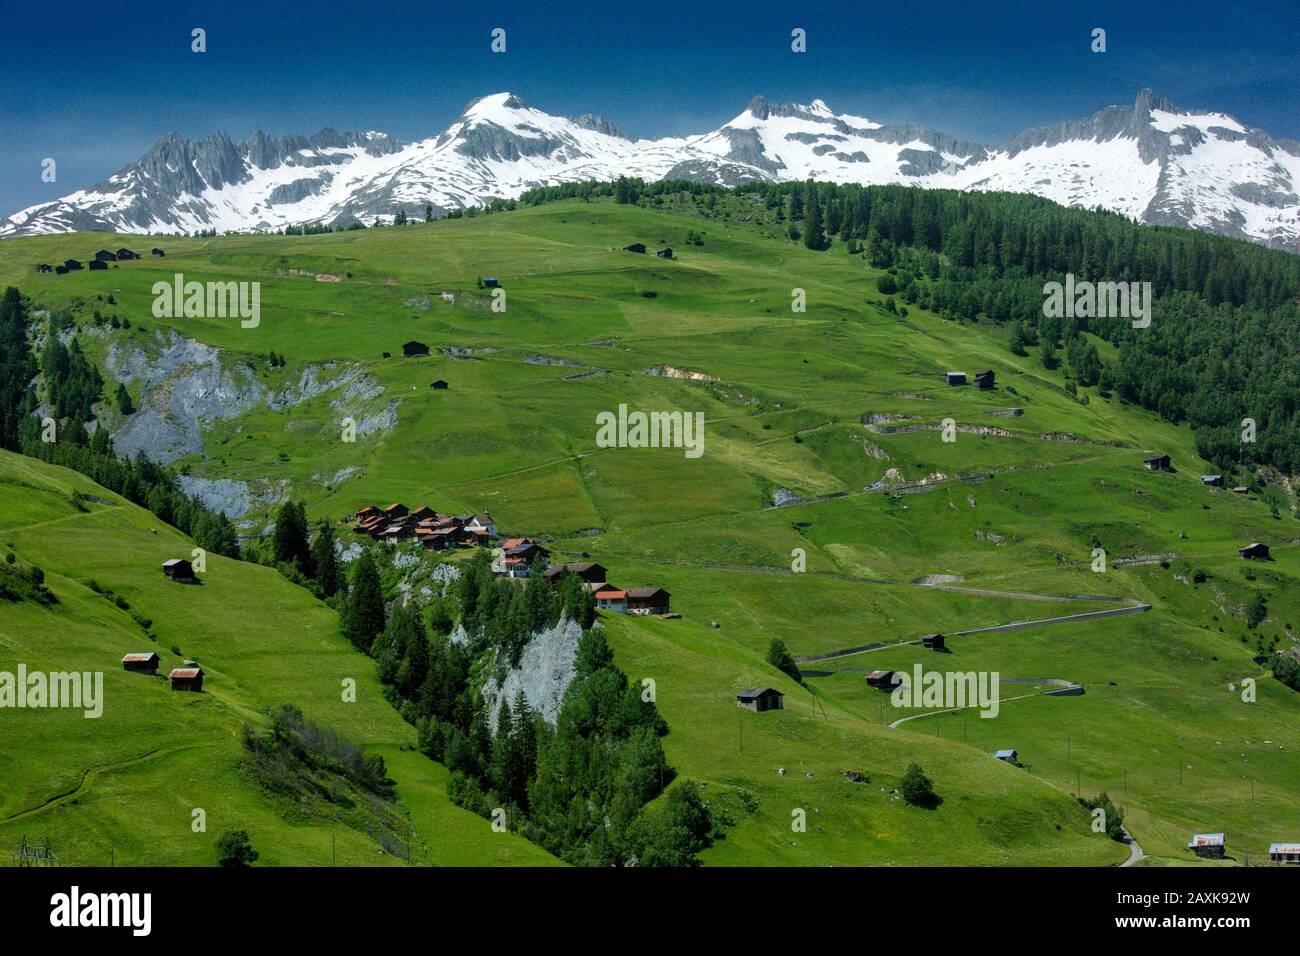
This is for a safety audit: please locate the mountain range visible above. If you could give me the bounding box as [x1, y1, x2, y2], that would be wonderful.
[5, 89, 1298, 251]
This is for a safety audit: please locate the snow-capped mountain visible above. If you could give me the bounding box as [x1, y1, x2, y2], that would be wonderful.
[5, 90, 1299, 251]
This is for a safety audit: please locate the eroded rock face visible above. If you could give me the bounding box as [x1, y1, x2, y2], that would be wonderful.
[105, 332, 394, 465]
[481, 618, 586, 730]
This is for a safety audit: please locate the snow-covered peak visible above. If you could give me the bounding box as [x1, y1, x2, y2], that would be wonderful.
[4, 90, 1297, 252]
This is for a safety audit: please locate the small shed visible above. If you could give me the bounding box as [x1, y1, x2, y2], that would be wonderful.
[736, 687, 784, 712]
[1232, 486, 1249, 495]
[623, 243, 646, 254]
[116, 248, 139, 260]
[94, 249, 117, 262]
[1268, 842, 1300, 864]
[1143, 454, 1172, 472]
[431, 379, 449, 389]
[37, 263, 51, 273]
[162, 558, 194, 581]
[993, 749, 1018, 762]
[946, 371, 966, 386]
[1188, 833, 1225, 859]
[974, 369, 995, 390]
[55, 266, 68, 274]
[481, 276, 500, 288]
[64, 259, 83, 270]
[656, 247, 673, 259]
[1238, 542, 1270, 560]
[168, 667, 204, 692]
[151, 248, 165, 257]
[1200, 475, 1223, 487]
[121, 652, 160, 674]
[402, 340, 430, 357]
[921, 633, 945, 651]
[865, 670, 897, 690]
[88, 260, 108, 271]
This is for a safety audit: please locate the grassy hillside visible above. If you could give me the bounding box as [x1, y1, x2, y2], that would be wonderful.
[0, 450, 556, 866]
[2, 195, 1297, 865]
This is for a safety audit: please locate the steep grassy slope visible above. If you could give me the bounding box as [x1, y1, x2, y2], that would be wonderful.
[0, 451, 556, 866]
[1, 197, 1297, 865]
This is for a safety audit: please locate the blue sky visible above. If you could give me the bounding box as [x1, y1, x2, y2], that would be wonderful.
[1, 0, 1295, 215]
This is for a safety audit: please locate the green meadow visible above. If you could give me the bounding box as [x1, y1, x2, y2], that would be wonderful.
[0, 196, 1296, 865]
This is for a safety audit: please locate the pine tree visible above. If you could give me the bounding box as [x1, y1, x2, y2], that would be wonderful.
[309, 521, 341, 596]
[114, 382, 134, 415]
[342, 550, 385, 652]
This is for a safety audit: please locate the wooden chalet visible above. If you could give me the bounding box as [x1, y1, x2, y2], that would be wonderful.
[88, 259, 108, 271]
[1200, 474, 1224, 487]
[594, 586, 627, 612]
[623, 243, 647, 254]
[921, 633, 945, 651]
[993, 749, 1018, 762]
[1143, 454, 1172, 471]
[94, 249, 117, 262]
[1238, 542, 1270, 560]
[402, 340, 430, 357]
[973, 369, 995, 390]
[656, 247, 673, 259]
[543, 562, 609, 585]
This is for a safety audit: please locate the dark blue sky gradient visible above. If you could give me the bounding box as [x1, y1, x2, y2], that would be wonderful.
[1, 0, 1295, 214]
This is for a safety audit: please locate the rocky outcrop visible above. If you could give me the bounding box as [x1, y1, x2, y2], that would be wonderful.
[481, 618, 586, 730]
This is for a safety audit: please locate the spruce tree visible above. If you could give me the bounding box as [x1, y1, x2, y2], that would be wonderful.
[342, 550, 385, 652]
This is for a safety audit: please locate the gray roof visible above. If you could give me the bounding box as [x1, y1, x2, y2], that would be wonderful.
[736, 687, 782, 700]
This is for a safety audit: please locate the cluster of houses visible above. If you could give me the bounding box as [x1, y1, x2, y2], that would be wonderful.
[946, 369, 995, 389]
[38, 247, 164, 275]
[355, 503, 495, 551]
[120, 651, 204, 692]
[623, 243, 673, 258]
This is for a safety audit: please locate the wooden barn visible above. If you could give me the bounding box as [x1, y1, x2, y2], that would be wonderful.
[116, 248, 140, 260]
[161, 558, 194, 581]
[382, 503, 409, 519]
[36, 263, 51, 273]
[1238, 542, 1270, 560]
[921, 633, 946, 650]
[656, 247, 673, 259]
[94, 249, 117, 262]
[480, 276, 500, 288]
[1200, 474, 1224, 487]
[626, 587, 670, 615]
[946, 371, 966, 386]
[88, 260, 108, 271]
[974, 369, 996, 390]
[1143, 454, 1172, 471]
[736, 687, 784, 712]
[431, 379, 449, 389]
[121, 652, 160, 674]
[64, 259, 83, 270]
[1268, 842, 1300, 864]
[1188, 833, 1225, 859]
[168, 667, 204, 692]
[623, 243, 646, 254]
[151, 247, 165, 257]
[993, 748, 1018, 762]
[402, 340, 430, 357]
[865, 670, 897, 690]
